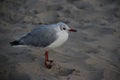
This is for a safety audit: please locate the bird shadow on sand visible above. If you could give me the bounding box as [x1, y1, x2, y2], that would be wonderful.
[49, 63, 80, 76]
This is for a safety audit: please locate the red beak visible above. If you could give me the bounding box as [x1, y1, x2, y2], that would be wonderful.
[69, 29, 77, 32]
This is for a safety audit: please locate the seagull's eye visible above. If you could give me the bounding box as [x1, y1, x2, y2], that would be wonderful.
[63, 27, 66, 30]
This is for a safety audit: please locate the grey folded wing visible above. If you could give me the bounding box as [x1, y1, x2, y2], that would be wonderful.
[19, 26, 58, 47]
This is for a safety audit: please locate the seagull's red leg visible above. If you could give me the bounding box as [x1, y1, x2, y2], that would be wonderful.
[44, 51, 53, 69]
[45, 51, 49, 61]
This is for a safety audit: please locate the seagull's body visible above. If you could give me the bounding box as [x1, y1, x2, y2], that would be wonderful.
[47, 27, 69, 49]
[10, 22, 76, 69]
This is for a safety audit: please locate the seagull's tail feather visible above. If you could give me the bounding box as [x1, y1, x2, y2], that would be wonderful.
[10, 40, 20, 46]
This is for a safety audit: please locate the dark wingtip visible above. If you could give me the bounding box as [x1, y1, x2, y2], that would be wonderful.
[10, 40, 19, 46]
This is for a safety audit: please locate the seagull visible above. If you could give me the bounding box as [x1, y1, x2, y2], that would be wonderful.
[10, 22, 77, 69]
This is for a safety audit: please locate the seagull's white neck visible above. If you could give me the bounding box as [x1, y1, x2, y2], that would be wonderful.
[47, 31, 68, 49]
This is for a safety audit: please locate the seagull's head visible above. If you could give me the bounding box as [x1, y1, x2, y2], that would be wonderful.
[57, 22, 77, 32]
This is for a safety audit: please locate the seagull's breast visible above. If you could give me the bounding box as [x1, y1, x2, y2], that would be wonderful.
[47, 31, 68, 49]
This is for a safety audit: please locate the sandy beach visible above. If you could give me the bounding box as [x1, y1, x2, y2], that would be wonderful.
[0, 0, 120, 80]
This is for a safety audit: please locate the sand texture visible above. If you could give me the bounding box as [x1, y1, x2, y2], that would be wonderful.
[0, 0, 120, 80]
